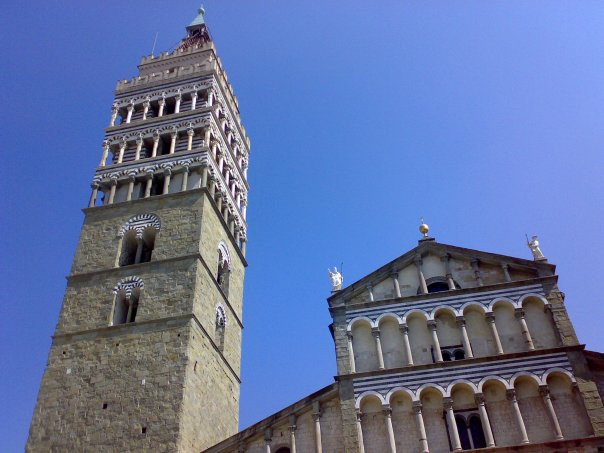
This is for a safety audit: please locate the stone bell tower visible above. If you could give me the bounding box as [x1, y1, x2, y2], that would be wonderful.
[27, 7, 250, 452]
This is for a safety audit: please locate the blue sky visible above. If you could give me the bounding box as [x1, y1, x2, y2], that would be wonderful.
[2, 1, 604, 450]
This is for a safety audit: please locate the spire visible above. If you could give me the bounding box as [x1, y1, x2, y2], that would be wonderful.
[187, 5, 206, 31]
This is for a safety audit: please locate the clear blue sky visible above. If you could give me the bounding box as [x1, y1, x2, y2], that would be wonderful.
[2, 1, 604, 450]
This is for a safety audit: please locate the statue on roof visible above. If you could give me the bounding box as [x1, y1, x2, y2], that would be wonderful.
[328, 267, 343, 291]
[527, 235, 547, 261]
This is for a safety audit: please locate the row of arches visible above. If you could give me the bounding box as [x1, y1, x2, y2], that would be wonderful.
[356, 370, 592, 452]
[347, 295, 558, 372]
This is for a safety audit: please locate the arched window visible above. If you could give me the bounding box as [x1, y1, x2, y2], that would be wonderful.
[215, 304, 227, 351]
[118, 214, 160, 266]
[112, 277, 143, 325]
[427, 281, 450, 293]
[275, 448, 291, 453]
[468, 414, 487, 448]
[217, 242, 231, 296]
[455, 415, 471, 450]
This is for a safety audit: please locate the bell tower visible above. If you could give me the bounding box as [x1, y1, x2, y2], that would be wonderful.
[27, 7, 250, 452]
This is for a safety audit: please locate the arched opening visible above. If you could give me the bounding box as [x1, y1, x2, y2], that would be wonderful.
[515, 375, 553, 443]
[113, 290, 140, 325]
[419, 388, 449, 452]
[463, 305, 495, 357]
[455, 415, 471, 450]
[546, 372, 592, 439]
[468, 415, 487, 449]
[427, 281, 450, 293]
[140, 228, 156, 263]
[482, 379, 515, 446]
[360, 395, 389, 453]
[378, 317, 405, 368]
[119, 230, 138, 266]
[351, 320, 378, 372]
[215, 305, 227, 352]
[454, 349, 465, 361]
[389, 391, 414, 451]
[275, 448, 290, 453]
[522, 296, 559, 349]
[435, 309, 463, 361]
[493, 300, 524, 353]
[217, 243, 231, 296]
[407, 312, 432, 365]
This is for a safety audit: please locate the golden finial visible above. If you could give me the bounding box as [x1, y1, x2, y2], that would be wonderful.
[419, 217, 429, 238]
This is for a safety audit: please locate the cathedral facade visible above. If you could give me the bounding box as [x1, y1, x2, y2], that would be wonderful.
[27, 8, 604, 453]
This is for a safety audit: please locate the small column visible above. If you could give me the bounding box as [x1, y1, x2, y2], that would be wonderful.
[88, 182, 99, 208]
[428, 321, 443, 362]
[99, 140, 110, 167]
[134, 237, 143, 264]
[382, 405, 397, 453]
[200, 165, 209, 188]
[289, 416, 297, 453]
[241, 200, 248, 220]
[204, 127, 211, 147]
[415, 256, 428, 294]
[443, 254, 456, 290]
[242, 160, 249, 178]
[391, 272, 401, 298]
[539, 386, 564, 440]
[158, 95, 166, 117]
[125, 298, 134, 323]
[240, 238, 247, 255]
[135, 134, 143, 161]
[187, 127, 194, 151]
[515, 309, 535, 351]
[372, 327, 385, 369]
[117, 140, 127, 164]
[152, 131, 160, 157]
[163, 169, 171, 195]
[126, 175, 135, 201]
[216, 193, 223, 211]
[107, 177, 117, 204]
[191, 89, 198, 110]
[471, 259, 484, 286]
[356, 411, 365, 453]
[486, 313, 504, 354]
[413, 402, 429, 453]
[367, 284, 374, 302]
[400, 325, 414, 365]
[181, 166, 189, 191]
[125, 101, 134, 124]
[456, 317, 474, 359]
[312, 403, 323, 453]
[264, 428, 272, 453]
[174, 90, 182, 114]
[346, 332, 356, 373]
[475, 393, 495, 447]
[144, 172, 153, 198]
[109, 103, 118, 126]
[142, 97, 150, 120]
[444, 398, 462, 451]
[501, 263, 512, 282]
[169, 128, 177, 154]
[506, 390, 529, 444]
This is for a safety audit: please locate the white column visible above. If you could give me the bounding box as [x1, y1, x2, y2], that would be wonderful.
[501, 263, 512, 282]
[204, 127, 211, 147]
[99, 140, 110, 167]
[181, 166, 189, 191]
[347, 332, 356, 373]
[264, 429, 272, 453]
[142, 98, 150, 120]
[391, 272, 401, 298]
[126, 101, 134, 123]
[289, 425, 297, 453]
[241, 201, 247, 220]
[109, 103, 118, 126]
[158, 96, 166, 117]
[444, 398, 462, 451]
[152, 132, 160, 157]
[506, 390, 529, 444]
[135, 135, 143, 161]
[174, 91, 182, 113]
[163, 169, 171, 194]
[413, 402, 429, 453]
[312, 411, 322, 453]
[443, 254, 456, 290]
[382, 405, 397, 453]
[356, 411, 365, 453]
[200, 166, 209, 188]
[486, 313, 504, 355]
[400, 325, 414, 365]
[191, 90, 198, 110]
[88, 183, 99, 208]
[126, 175, 135, 201]
[475, 393, 495, 447]
[367, 284, 374, 302]
[415, 256, 428, 294]
[456, 317, 474, 359]
[540, 386, 564, 440]
[169, 129, 177, 154]
[107, 178, 117, 204]
[428, 321, 443, 362]
[187, 127, 194, 151]
[515, 309, 535, 351]
[372, 328, 385, 369]
[117, 140, 127, 164]
[144, 173, 153, 198]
